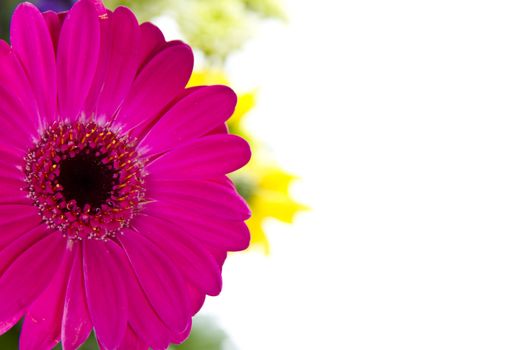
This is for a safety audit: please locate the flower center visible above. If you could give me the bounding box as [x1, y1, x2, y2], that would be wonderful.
[58, 150, 115, 209]
[24, 121, 145, 240]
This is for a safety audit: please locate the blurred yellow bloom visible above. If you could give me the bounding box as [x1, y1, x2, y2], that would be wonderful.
[233, 158, 307, 254]
[242, 0, 287, 20]
[189, 70, 307, 254]
[173, 0, 253, 61]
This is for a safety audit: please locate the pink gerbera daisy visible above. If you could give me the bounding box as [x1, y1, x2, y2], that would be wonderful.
[0, 0, 251, 349]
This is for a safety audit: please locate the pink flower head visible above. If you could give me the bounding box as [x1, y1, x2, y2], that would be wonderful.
[0, 1, 251, 349]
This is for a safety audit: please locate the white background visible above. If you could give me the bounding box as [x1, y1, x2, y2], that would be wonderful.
[162, 1, 525, 349]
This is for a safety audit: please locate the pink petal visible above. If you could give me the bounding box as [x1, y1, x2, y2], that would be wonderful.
[0, 175, 31, 205]
[92, 7, 140, 121]
[208, 123, 229, 135]
[171, 318, 192, 345]
[137, 22, 165, 70]
[119, 230, 191, 334]
[42, 11, 62, 53]
[0, 205, 42, 251]
[19, 242, 74, 350]
[0, 162, 23, 180]
[82, 10, 110, 119]
[186, 284, 206, 316]
[0, 199, 31, 208]
[61, 243, 92, 350]
[187, 238, 228, 312]
[0, 41, 33, 107]
[147, 179, 250, 221]
[0, 232, 64, 335]
[146, 134, 251, 180]
[83, 240, 127, 350]
[0, 140, 23, 162]
[0, 86, 35, 149]
[57, 0, 101, 120]
[0, 138, 26, 160]
[0, 163, 25, 199]
[0, 151, 24, 178]
[114, 43, 193, 133]
[116, 327, 147, 350]
[211, 174, 239, 190]
[10, 3, 57, 126]
[0, 42, 39, 144]
[121, 258, 172, 349]
[134, 215, 223, 296]
[140, 85, 237, 154]
[83, 7, 140, 122]
[209, 246, 228, 267]
[0, 226, 49, 278]
[143, 202, 250, 251]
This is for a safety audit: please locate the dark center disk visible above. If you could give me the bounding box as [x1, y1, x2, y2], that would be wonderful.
[57, 152, 115, 209]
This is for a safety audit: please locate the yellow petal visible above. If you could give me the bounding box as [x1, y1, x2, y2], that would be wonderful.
[246, 217, 271, 254]
[188, 69, 229, 87]
[230, 90, 257, 126]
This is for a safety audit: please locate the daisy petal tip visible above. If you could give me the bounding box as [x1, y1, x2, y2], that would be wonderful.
[13, 2, 39, 12]
[208, 84, 238, 114]
[230, 134, 252, 170]
[113, 5, 138, 24]
[169, 41, 194, 74]
[236, 223, 252, 252]
[10, 3, 44, 42]
[178, 43, 194, 74]
[11, 2, 39, 17]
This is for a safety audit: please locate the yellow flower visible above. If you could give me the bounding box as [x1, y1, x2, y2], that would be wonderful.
[232, 158, 307, 254]
[189, 69, 307, 254]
